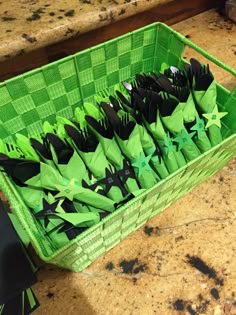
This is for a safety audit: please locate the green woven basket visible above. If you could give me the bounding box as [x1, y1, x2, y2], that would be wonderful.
[0, 23, 235, 272]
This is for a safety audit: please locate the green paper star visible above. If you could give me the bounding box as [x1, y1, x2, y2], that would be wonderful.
[174, 129, 195, 151]
[55, 178, 80, 201]
[162, 133, 174, 156]
[190, 116, 206, 139]
[202, 106, 227, 129]
[131, 152, 152, 177]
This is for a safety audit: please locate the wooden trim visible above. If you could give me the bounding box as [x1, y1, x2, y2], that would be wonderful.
[0, 0, 224, 82]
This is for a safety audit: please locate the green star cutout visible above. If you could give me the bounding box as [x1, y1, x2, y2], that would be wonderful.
[202, 105, 227, 129]
[174, 129, 195, 151]
[55, 178, 81, 201]
[190, 116, 206, 139]
[160, 133, 174, 156]
[131, 152, 152, 177]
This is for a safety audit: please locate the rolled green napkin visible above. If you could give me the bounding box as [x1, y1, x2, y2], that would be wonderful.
[157, 68, 212, 153]
[159, 93, 201, 162]
[101, 102, 159, 189]
[190, 58, 227, 146]
[64, 118, 128, 202]
[0, 153, 115, 212]
[115, 89, 169, 179]
[83, 103, 141, 194]
[180, 93, 212, 153]
[133, 89, 186, 172]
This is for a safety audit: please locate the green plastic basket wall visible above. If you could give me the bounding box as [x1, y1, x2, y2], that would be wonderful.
[0, 23, 235, 272]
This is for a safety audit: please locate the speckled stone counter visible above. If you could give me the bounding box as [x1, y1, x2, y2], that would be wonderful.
[0, 0, 171, 61]
[31, 9, 236, 315]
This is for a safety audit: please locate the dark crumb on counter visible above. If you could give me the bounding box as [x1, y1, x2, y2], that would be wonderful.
[133, 265, 145, 273]
[173, 299, 186, 311]
[120, 258, 138, 273]
[144, 225, 153, 236]
[5, 29, 12, 32]
[186, 305, 197, 315]
[175, 235, 184, 242]
[186, 255, 224, 286]
[132, 1, 137, 6]
[118, 8, 126, 15]
[99, 14, 108, 22]
[155, 226, 161, 235]
[59, 9, 65, 12]
[119, 258, 145, 274]
[65, 28, 74, 35]
[73, 295, 77, 299]
[80, 0, 92, 3]
[26, 13, 40, 21]
[144, 225, 160, 236]
[44, 4, 50, 7]
[100, 6, 107, 11]
[185, 34, 191, 38]
[210, 288, 220, 300]
[197, 300, 210, 313]
[49, 12, 55, 16]
[26, 8, 45, 21]
[109, 11, 115, 22]
[216, 278, 224, 286]
[234, 52, 236, 55]
[198, 294, 203, 301]
[47, 292, 54, 299]
[64, 10, 75, 17]
[105, 262, 114, 271]
[2, 16, 16, 21]
[22, 33, 37, 43]
[187, 305, 197, 315]
[58, 16, 63, 19]
[219, 176, 224, 182]
[124, 0, 131, 3]
[132, 277, 137, 284]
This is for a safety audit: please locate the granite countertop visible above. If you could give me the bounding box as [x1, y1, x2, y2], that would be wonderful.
[0, 0, 171, 61]
[32, 9, 236, 315]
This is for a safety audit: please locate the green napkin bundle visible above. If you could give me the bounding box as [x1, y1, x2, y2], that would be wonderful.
[161, 67, 212, 153]
[188, 58, 227, 146]
[0, 139, 114, 247]
[158, 92, 201, 162]
[64, 110, 129, 203]
[114, 88, 169, 179]
[83, 103, 141, 194]
[101, 102, 159, 189]
[131, 88, 186, 172]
